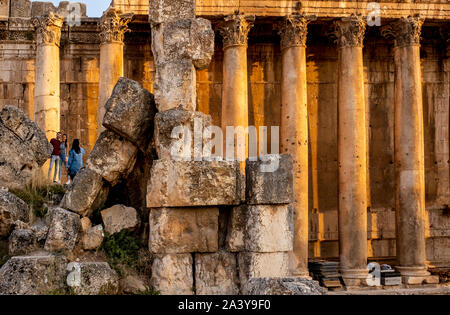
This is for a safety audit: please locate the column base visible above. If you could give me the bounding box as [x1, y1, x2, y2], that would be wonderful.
[396, 266, 439, 285]
[341, 269, 370, 287]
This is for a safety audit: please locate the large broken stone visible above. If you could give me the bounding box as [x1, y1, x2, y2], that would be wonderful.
[8, 229, 37, 256]
[153, 58, 197, 112]
[246, 205, 293, 253]
[0, 254, 67, 295]
[149, 0, 195, 25]
[149, 207, 218, 254]
[120, 275, 148, 295]
[81, 225, 104, 251]
[0, 190, 29, 237]
[146, 160, 244, 207]
[101, 204, 140, 235]
[151, 253, 193, 295]
[226, 205, 293, 253]
[67, 262, 119, 295]
[0, 106, 52, 189]
[44, 207, 80, 252]
[238, 252, 290, 286]
[195, 251, 240, 295]
[243, 278, 327, 295]
[61, 168, 108, 217]
[246, 155, 294, 205]
[85, 131, 138, 185]
[155, 108, 212, 160]
[152, 18, 215, 69]
[102, 78, 156, 150]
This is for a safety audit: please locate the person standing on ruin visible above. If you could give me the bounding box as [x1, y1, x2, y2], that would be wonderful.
[67, 139, 86, 182]
[48, 132, 62, 183]
[59, 134, 69, 185]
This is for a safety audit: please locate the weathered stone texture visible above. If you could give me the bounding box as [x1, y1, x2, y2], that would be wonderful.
[246, 155, 294, 205]
[0, 190, 29, 237]
[0, 106, 52, 189]
[146, 160, 244, 207]
[81, 225, 104, 251]
[44, 207, 80, 252]
[102, 77, 156, 150]
[149, 207, 219, 254]
[85, 131, 138, 185]
[149, 0, 195, 25]
[238, 252, 290, 286]
[8, 229, 37, 256]
[195, 251, 240, 295]
[101, 204, 140, 235]
[61, 168, 108, 217]
[243, 277, 326, 295]
[0, 255, 68, 295]
[67, 262, 119, 295]
[154, 108, 212, 160]
[120, 275, 148, 294]
[226, 206, 246, 252]
[151, 253, 194, 295]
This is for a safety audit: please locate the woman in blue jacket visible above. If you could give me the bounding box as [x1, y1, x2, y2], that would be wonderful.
[67, 139, 86, 183]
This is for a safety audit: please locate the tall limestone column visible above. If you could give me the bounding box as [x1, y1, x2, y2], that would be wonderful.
[278, 14, 311, 277]
[333, 16, 369, 286]
[382, 16, 431, 283]
[219, 14, 254, 168]
[97, 8, 132, 135]
[32, 12, 63, 140]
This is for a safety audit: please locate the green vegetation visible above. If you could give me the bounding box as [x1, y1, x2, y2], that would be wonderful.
[100, 230, 142, 276]
[10, 184, 66, 218]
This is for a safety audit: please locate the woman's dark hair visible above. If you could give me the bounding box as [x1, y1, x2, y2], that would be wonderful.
[71, 139, 81, 154]
[63, 134, 68, 147]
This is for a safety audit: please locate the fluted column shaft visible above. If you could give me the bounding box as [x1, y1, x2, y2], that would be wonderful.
[33, 12, 63, 139]
[279, 15, 310, 277]
[219, 14, 254, 169]
[334, 16, 368, 284]
[97, 8, 131, 135]
[383, 17, 428, 277]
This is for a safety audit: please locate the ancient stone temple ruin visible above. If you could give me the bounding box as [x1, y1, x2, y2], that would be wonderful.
[0, 0, 449, 295]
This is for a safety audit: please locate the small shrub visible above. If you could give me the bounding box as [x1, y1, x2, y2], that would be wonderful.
[10, 186, 47, 218]
[101, 231, 142, 275]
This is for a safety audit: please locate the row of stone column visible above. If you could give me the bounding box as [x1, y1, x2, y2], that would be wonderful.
[218, 13, 430, 284]
[32, 8, 131, 142]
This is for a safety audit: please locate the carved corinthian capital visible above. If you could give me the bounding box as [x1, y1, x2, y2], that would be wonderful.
[32, 12, 63, 47]
[99, 8, 133, 44]
[219, 14, 255, 49]
[333, 15, 366, 48]
[381, 16, 423, 47]
[278, 14, 315, 50]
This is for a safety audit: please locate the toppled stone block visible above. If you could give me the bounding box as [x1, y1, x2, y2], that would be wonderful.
[103, 78, 156, 150]
[81, 225, 104, 251]
[80, 217, 92, 233]
[152, 18, 214, 69]
[246, 205, 293, 253]
[149, 0, 195, 24]
[151, 253, 193, 295]
[86, 131, 138, 185]
[44, 207, 80, 252]
[0, 190, 30, 237]
[31, 220, 49, 243]
[195, 251, 240, 295]
[246, 155, 294, 205]
[147, 160, 244, 207]
[149, 207, 218, 254]
[120, 275, 148, 295]
[243, 278, 327, 295]
[153, 58, 196, 112]
[238, 252, 290, 286]
[8, 229, 37, 256]
[155, 108, 212, 160]
[101, 204, 140, 235]
[0, 254, 67, 295]
[226, 205, 293, 253]
[67, 262, 119, 295]
[0, 106, 52, 189]
[61, 168, 108, 217]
